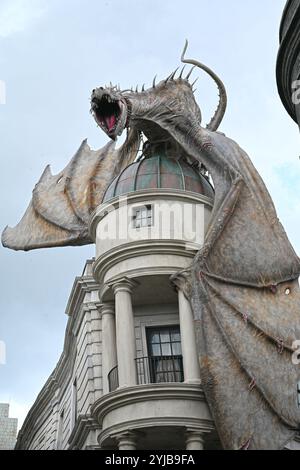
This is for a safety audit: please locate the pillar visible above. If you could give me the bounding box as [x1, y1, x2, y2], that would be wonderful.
[100, 303, 117, 394]
[114, 431, 137, 450]
[112, 278, 137, 388]
[178, 289, 201, 384]
[185, 429, 205, 450]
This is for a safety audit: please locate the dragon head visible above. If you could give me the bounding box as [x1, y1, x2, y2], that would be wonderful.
[91, 41, 227, 145]
[90, 85, 129, 141]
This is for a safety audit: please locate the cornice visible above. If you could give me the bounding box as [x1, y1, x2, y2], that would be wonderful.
[277, 0, 300, 123]
[91, 383, 207, 424]
[65, 275, 100, 317]
[67, 414, 100, 450]
[280, 0, 300, 40]
[93, 239, 198, 285]
[92, 383, 214, 447]
[99, 417, 214, 447]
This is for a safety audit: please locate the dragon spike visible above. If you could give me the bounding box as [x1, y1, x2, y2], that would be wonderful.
[110, 81, 113, 88]
[179, 65, 186, 78]
[135, 85, 139, 93]
[152, 75, 157, 88]
[142, 84, 145, 91]
[130, 86, 134, 92]
[165, 70, 174, 83]
[170, 67, 179, 80]
[186, 66, 196, 80]
[191, 77, 198, 87]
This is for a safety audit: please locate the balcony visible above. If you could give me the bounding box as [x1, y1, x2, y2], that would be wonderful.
[108, 355, 184, 392]
[91, 382, 214, 449]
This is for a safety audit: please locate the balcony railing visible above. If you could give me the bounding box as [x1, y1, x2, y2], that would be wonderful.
[108, 355, 184, 392]
[136, 355, 184, 385]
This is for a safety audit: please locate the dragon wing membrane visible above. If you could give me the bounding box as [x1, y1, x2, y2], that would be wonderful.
[189, 131, 300, 450]
[2, 131, 140, 251]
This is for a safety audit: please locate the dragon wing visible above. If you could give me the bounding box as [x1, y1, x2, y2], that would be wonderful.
[189, 132, 300, 449]
[2, 130, 140, 251]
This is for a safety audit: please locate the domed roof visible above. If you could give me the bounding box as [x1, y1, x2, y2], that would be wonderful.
[102, 151, 214, 203]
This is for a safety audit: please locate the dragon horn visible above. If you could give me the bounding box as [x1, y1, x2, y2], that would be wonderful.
[152, 75, 157, 88]
[181, 39, 227, 131]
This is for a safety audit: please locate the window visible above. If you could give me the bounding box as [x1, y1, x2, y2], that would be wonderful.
[146, 326, 183, 383]
[132, 205, 153, 228]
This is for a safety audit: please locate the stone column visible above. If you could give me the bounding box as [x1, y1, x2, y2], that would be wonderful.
[100, 303, 117, 394]
[178, 289, 201, 384]
[115, 431, 137, 450]
[185, 429, 205, 450]
[112, 278, 137, 388]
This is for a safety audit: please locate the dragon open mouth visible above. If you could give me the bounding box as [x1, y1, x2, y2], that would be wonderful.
[91, 93, 127, 139]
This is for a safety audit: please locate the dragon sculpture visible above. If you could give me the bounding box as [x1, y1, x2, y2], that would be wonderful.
[2, 42, 300, 450]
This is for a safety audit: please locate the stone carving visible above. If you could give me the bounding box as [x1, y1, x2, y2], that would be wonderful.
[3, 41, 300, 449]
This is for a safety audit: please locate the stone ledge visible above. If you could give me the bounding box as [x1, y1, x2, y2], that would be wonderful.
[91, 383, 214, 448]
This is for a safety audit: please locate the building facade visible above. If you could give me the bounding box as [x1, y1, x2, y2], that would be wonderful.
[16, 149, 222, 450]
[0, 403, 18, 450]
[277, 0, 300, 127]
[15, 145, 300, 451]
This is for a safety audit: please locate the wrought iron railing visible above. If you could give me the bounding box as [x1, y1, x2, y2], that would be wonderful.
[107, 355, 184, 392]
[108, 365, 119, 392]
[135, 355, 184, 385]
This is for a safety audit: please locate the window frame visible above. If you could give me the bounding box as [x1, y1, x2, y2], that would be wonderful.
[145, 324, 183, 384]
[132, 204, 153, 229]
[146, 325, 182, 358]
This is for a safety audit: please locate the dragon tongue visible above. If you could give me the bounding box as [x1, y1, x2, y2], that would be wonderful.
[105, 115, 116, 132]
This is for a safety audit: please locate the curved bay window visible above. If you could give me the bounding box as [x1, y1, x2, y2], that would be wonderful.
[144, 325, 184, 383]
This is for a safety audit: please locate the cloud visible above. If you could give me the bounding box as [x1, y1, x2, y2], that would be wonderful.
[0, 0, 47, 38]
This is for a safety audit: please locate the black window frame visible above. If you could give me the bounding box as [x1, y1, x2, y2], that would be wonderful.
[146, 325, 183, 383]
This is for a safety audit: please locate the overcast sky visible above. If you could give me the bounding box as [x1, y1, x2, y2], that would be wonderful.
[0, 0, 299, 429]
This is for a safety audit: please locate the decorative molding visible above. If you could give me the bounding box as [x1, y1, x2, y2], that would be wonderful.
[109, 277, 139, 295]
[99, 417, 214, 448]
[92, 383, 210, 426]
[93, 239, 198, 286]
[65, 275, 100, 317]
[67, 414, 100, 450]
